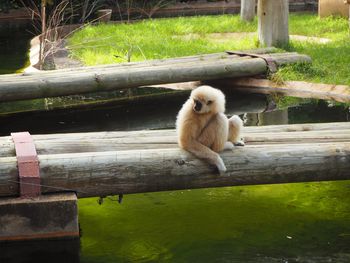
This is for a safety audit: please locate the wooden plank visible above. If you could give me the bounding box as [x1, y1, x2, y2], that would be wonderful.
[0, 142, 349, 198]
[215, 78, 350, 103]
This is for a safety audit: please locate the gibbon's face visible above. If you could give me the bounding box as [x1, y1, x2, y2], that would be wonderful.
[190, 85, 226, 115]
[191, 93, 216, 114]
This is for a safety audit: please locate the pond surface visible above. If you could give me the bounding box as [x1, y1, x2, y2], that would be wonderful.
[0, 23, 350, 263]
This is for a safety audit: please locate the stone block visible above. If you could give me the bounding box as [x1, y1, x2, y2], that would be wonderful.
[0, 192, 79, 242]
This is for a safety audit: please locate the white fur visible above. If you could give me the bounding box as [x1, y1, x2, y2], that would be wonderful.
[176, 85, 244, 173]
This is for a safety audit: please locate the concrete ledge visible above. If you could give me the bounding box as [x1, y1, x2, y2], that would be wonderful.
[0, 192, 79, 242]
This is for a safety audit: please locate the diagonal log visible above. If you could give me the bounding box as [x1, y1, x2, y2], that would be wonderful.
[213, 78, 350, 103]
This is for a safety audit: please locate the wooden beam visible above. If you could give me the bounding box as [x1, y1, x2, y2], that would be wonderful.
[214, 78, 350, 103]
[0, 52, 310, 102]
[258, 0, 289, 47]
[1, 124, 350, 156]
[0, 142, 349, 198]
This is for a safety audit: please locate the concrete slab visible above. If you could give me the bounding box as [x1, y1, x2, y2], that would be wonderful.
[0, 192, 79, 242]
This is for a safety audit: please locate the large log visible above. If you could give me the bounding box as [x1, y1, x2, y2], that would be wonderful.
[258, 0, 289, 47]
[213, 78, 350, 103]
[0, 52, 311, 102]
[0, 142, 349, 198]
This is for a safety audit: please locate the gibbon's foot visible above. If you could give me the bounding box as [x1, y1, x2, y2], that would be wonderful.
[234, 140, 245, 147]
[234, 139, 245, 146]
[224, 141, 234, 151]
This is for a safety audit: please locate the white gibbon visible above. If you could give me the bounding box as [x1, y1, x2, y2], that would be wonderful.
[176, 85, 244, 173]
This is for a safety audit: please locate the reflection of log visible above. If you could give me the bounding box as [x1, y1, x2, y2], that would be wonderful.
[0, 51, 310, 102]
[214, 78, 350, 103]
[0, 122, 349, 198]
[0, 91, 267, 135]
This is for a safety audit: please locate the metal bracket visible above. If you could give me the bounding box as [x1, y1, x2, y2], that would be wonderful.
[226, 51, 278, 73]
[11, 132, 40, 198]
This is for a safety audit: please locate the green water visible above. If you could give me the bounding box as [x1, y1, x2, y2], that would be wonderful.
[78, 182, 350, 263]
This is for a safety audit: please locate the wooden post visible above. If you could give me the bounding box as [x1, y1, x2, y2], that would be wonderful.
[258, 0, 289, 47]
[241, 0, 256, 22]
[319, 0, 349, 18]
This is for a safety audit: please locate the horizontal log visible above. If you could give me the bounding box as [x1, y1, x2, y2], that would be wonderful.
[215, 78, 350, 103]
[1, 122, 349, 157]
[0, 142, 349, 198]
[1, 129, 350, 157]
[0, 52, 311, 102]
[20, 48, 279, 77]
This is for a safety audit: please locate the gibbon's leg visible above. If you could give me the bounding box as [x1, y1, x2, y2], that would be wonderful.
[198, 113, 229, 153]
[228, 115, 245, 146]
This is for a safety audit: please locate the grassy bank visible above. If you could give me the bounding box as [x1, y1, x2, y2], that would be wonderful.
[68, 13, 350, 85]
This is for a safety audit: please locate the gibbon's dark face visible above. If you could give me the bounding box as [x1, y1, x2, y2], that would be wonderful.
[192, 96, 214, 114]
[190, 85, 225, 114]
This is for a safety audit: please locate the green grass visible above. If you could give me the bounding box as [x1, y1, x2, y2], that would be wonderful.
[68, 13, 350, 85]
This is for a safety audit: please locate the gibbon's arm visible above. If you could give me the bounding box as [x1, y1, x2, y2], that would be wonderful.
[180, 135, 227, 173]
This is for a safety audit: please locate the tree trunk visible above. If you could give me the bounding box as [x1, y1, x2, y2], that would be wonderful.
[241, 0, 256, 22]
[258, 0, 289, 47]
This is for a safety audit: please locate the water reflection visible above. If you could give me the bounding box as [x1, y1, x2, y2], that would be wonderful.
[0, 91, 268, 136]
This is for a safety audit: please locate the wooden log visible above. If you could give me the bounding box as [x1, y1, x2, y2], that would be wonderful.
[241, 0, 256, 21]
[0, 142, 349, 198]
[213, 78, 350, 103]
[0, 122, 350, 156]
[0, 130, 349, 156]
[21, 48, 279, 76]
[258, 0, 289, 47]
[0, 131, 348, 155]
[0, 52, 311, 102]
